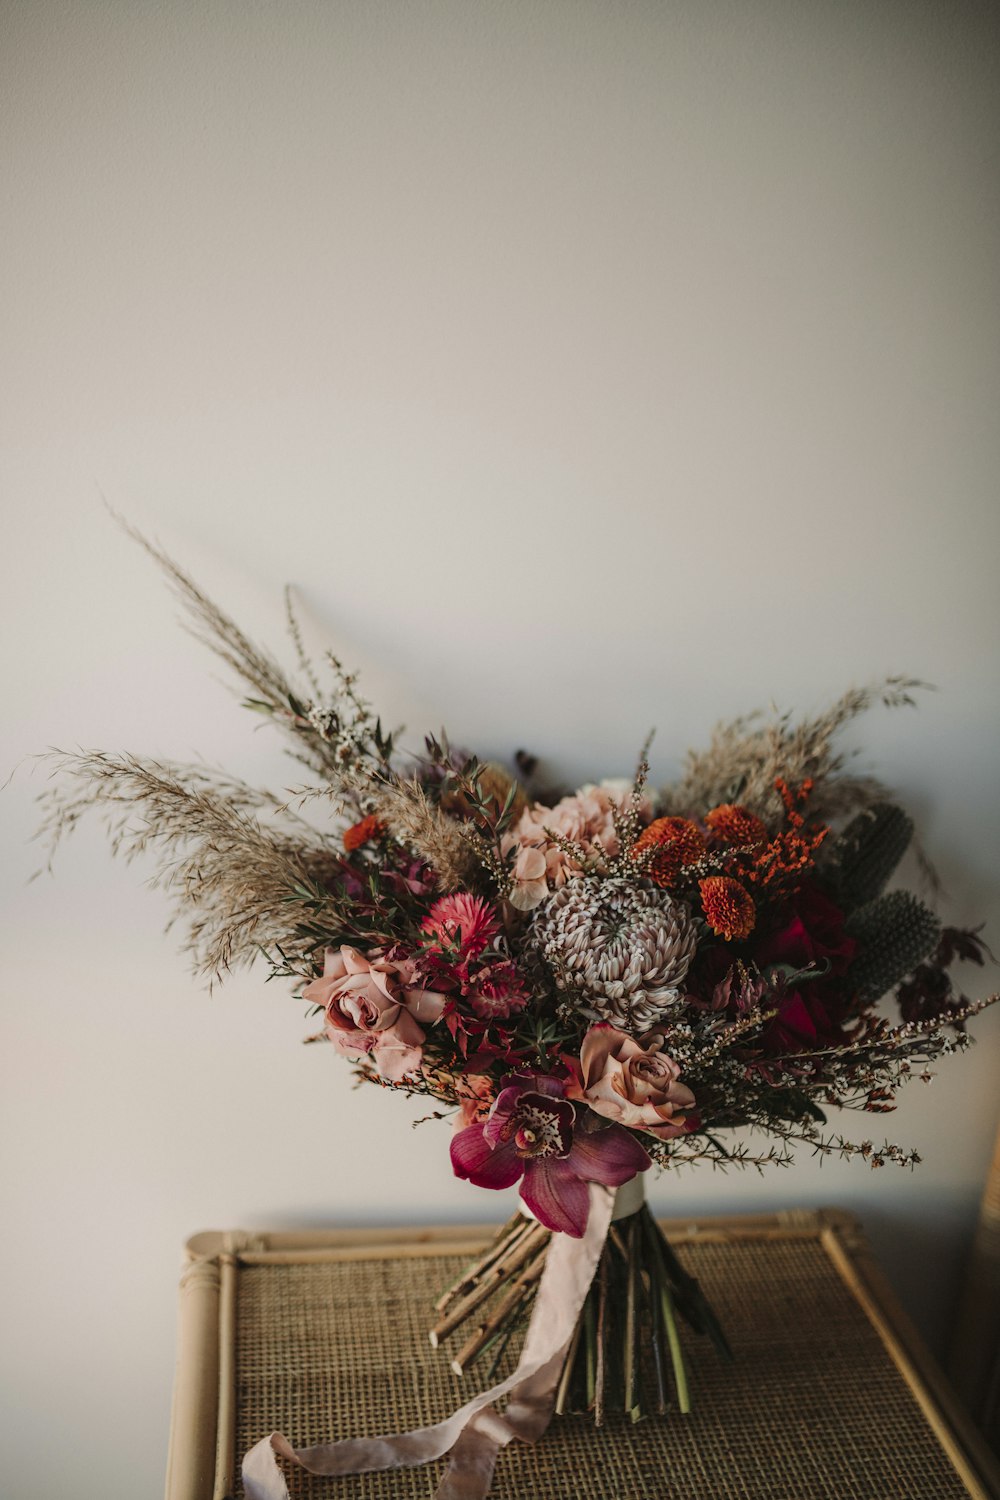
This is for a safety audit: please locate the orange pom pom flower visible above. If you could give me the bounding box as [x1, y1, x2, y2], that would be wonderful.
[633, 816, 706, 888]
[699, 875, 757, 941]
[704, 804, 767, 847]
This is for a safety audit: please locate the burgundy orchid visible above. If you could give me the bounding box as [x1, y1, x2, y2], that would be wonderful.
[450, 1073, 650, 1236]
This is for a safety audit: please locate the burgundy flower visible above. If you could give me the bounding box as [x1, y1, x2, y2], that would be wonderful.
[450, 1073, 650, 1237]
[751, 884, 859, 1056]
[755, 883, 856, 976]
[762, 989, 842, 1053]
[467, 960, 529, 1020]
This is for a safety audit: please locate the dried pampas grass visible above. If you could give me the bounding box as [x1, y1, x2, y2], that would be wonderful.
[660, 677, 928, 825]
[374, 777, 480, 891]
[36, 750, 352, 979]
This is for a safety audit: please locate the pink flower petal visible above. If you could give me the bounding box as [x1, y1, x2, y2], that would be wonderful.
[371, 1034, 423, 1081]
[450, 1126, 524, 1190]
[341, 946, 371, 975]
[326, 1025, 373, 1057]
[507, 879, 548, 912]
[578, 1022, 622, 1089]
[643, 1117, 693, 1141]
[367, 964, 399, 1004]
[482, 1085, 524, 1148]
[383, 1010, 425, 1048]
[567, 1119, 651, 1186]
[301, 974, 335, 1007]
[404, 987, 447, 1024]
[521, 1158, 590, 1237]
[514, 847, 547, 881]
[322, 947, 349, 980]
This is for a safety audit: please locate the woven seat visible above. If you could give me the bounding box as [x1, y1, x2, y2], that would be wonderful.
[166, 1212, 1000, 1500]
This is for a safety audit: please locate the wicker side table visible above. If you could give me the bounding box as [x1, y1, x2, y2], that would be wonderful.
[165, 1209, 1000, 1500]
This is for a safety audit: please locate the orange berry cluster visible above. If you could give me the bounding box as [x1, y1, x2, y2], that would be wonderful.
[734, 780, 828, 897]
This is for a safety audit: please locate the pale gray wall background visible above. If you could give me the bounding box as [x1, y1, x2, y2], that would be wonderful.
[2, 3, 999, 1495]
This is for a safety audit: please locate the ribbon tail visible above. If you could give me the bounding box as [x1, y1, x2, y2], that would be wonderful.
[242, 1183, 616, 1500]
[433, 1183, 615, 1499]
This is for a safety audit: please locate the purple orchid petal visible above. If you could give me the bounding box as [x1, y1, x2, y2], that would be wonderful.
[526, 1074, 566, 1098]
[500, 1070, 565, 1099]
[567, 1118, 651, 1187]
[542, 1095, 576, 1155]
[450, 1125, 524, 1190]
[521, 1158, 590, 1238]
[482, 1085, 525, 1148]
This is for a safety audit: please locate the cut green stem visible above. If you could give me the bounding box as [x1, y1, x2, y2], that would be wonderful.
[659, 1278, 691, 1415]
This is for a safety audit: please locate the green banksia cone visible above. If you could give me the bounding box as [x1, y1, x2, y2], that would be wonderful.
[828, 803, 914, 911]
[846, 891, 941, 1002]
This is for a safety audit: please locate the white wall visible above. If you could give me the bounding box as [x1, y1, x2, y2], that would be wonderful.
[3, 3, 999, 1495]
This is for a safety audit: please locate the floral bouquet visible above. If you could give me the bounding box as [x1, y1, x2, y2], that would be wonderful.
[41, 530, 997, 1499]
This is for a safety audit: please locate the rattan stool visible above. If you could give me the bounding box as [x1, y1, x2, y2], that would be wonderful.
[165, 1209, 1000, 1500]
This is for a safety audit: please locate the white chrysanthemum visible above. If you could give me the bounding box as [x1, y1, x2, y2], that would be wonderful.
[531, 876, 697, 1032]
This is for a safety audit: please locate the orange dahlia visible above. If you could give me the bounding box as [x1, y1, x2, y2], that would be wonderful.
[704, 803, 767, 847]
[633, 816, 706, 888]
[699, 875, 756, 941]
[342, 813, 385, 853]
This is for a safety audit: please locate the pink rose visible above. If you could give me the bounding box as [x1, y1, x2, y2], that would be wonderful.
[572, 1023, 696, 1140]
[302, 946, 446, 1082]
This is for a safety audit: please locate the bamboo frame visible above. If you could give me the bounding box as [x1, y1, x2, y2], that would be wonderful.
[165, 1209, 1000, 1500]
[949, 1113, 1000, 1448]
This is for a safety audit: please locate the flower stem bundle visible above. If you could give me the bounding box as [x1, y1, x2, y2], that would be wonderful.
[433, 1201, 729, 1425]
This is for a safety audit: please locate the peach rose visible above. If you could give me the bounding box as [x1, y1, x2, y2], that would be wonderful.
[507, 845, 549, 911]
[302, 946, 446, 1083]
[572, 1023, 696, 1140]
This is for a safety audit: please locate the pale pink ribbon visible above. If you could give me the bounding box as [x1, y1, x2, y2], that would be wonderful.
[241, 1182, 616, 1500]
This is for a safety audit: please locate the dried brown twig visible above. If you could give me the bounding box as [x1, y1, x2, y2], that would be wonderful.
[109, 512, 387, 784]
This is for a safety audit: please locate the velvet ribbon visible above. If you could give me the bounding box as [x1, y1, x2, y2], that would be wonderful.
[241, 1182, 616, 1500]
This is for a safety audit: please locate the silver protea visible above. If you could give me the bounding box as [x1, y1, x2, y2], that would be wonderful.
[531, 875, 697, 1032]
